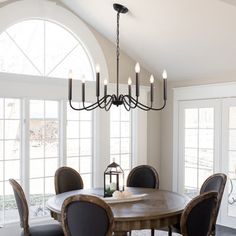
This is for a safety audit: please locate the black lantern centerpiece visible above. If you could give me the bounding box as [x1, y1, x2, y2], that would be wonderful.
[104, 161, 124, 197]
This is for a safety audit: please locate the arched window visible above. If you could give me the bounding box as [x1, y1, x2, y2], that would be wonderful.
[0, 19, 94, 80]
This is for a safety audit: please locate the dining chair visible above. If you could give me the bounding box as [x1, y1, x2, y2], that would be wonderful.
[61, 194, 114, 236]
[169, 173, 227, 236]
[180, 191, 218, 236]
[127, 165, 159, 236]
[9, 179, 64, 236]
[200, 173, 227, 235]
[54, 166, 84, 194]
[127, 165, 159, 189]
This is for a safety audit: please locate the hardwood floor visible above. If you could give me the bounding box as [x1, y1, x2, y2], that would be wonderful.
[131, 225, 236, 235]
[216, 225, 236, 236]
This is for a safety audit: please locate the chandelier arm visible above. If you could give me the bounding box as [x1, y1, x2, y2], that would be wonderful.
[122, 96, 136, 111]
[123, 95, 150, 110]
[84, 95, 113, 111]
[123, 95, 167, 111]
[69, 100, 91, 111]
[122, 98, 131, 111]
[122, 95, 138, 109]
[105, 97, 113, 111]
[97, 96, 108, 109]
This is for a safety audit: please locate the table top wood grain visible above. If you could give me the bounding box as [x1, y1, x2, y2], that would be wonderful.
[47, 187, 189, 235]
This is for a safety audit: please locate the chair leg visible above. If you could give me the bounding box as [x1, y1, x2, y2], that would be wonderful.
[168, 226, 172, 236]
[211, 224, 216, 236]
[151, 228, 155, 236]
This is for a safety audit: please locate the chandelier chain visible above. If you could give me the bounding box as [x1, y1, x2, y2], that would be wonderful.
[116, 11, 120, 97]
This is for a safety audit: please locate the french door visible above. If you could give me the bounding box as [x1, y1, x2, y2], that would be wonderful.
[221, 98, 236, 227]
[178, 98, 236, 228]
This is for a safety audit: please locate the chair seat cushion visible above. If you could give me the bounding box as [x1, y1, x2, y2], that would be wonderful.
[21, 223, 64, 236]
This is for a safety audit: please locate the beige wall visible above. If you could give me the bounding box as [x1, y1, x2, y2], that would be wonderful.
[160, 77, 236, 190]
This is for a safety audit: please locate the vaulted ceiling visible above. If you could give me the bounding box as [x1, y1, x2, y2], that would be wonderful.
[60, 0, 236, 81]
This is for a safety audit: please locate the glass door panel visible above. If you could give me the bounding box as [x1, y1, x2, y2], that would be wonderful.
[179, 101, 218, 198]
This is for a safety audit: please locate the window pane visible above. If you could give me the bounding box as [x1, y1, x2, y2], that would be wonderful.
[185, 129, 198, 148]
[0, 99, 3, 118]
[5, 99, 20, 119]
[199, 108, 214, 128]
[5, 140, 20, 160]
[45, 158, 58, 177]
[45, 140, 58, 158]
[30, 140, 44, 159]
[30, 159, 44, 178]
[229, 130, 236, 151]
[66, 103, 94, 189]
[80, 121, 92, 138]
[29, 100, 59, 219]
[67, 121, 79, 139]
[110, 138, 120, 154]
[30, 100, 44, 119]
[6, 20, 44, 74]
[183, 106, 215, 197]
[110, 122, 120, 138]
[199, 129, 214, 149]
[5, 160, 20, 180]
[185, 148, 197, 168]
[0, 121, 3, 139]
[5, 120, 20, 139]
[67, 139, 79, 157]
[80, 139, 92, 156]
[67, 157, 79, 170]
[110, 107, 132, 183]
[45, 121, 58, 140]
[229, 107, 236, 129]
[30, 120, 44, 140]
[45, 101, 58, 118]
[185, 109, 198, 128]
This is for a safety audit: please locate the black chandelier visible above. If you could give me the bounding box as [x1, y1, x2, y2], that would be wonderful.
[68, 3, 167, 111]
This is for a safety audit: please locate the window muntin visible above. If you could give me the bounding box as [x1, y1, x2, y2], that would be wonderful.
[110, 106, 132, 182]
[0, 98, 21, 224]
[0, 19, 94, 80]
[29, 100, 59, 217]
[184, 107, 214, 197]
[66, 103, 93, 188]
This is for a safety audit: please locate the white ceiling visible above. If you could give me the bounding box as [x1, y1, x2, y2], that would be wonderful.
[60, 0, 236, 81]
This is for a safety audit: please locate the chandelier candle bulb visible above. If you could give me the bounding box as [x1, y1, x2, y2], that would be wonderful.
[82, 81, 85, 103]
[104, 79, 108, 97]
[68, 70, 73, 101]
[128, 77, 132, 97]
[150, 75, 154, 102]
[96, 64, 100, 97]
[135, 63, 140, 97]
[162, 70, 167, 101]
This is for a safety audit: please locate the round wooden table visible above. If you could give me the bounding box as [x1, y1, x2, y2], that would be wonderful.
[46, 188, 189, 236]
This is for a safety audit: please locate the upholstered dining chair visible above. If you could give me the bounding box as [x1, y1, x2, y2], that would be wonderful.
[127, 165, 159, 236]
[169, 173, 227, 236]
[54, 166, 84, 194]
[61, 194, 114, 236]
[9, 179, 64, 236]
[200, 173, 227, 235]
[126, 165, 159, 189]
[180, 191, 218, 236]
